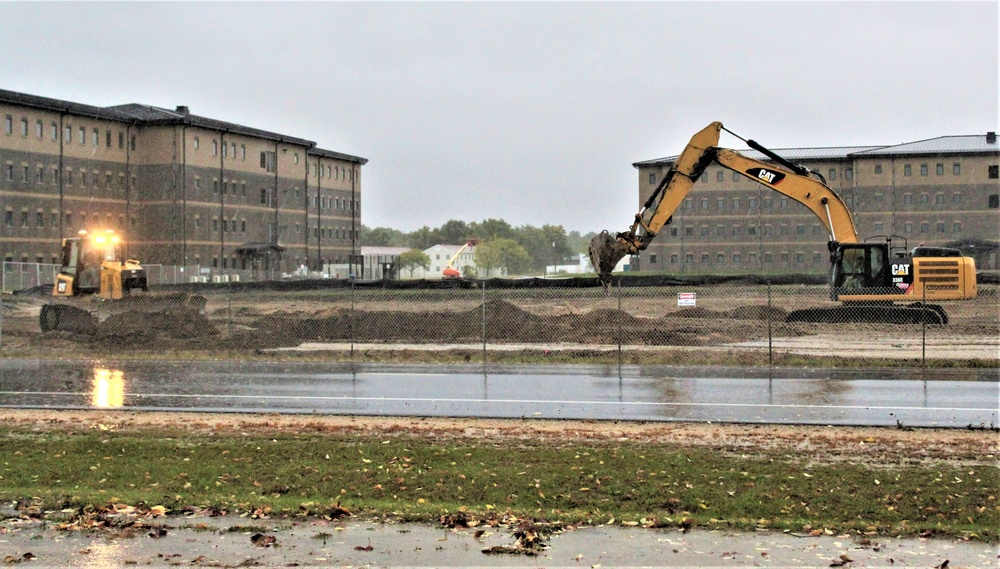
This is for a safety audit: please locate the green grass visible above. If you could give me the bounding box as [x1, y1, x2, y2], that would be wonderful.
[1, 427, 996, 541]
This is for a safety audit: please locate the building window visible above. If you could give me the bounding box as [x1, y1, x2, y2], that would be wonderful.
[669, 227, 678, 236]
[670, 254, 678, 264]
[936, 163, 944, 176]
[106, 130, 112, 147]
[212, 140, 218, 156]
[78, 126, 85, 145]
[845, 167, 853, 180]
[935, 193, 944, 205]
[700, 198, 708, 210]
[92, 128, 99, 146]
[779, 198, 788, 209]
[717, 254, 725, 264]
[685, 253, 694, 264]
[701, 226, 709, 237]
[796, 253, 804, 263]
[874, 193, 883, 202]
[903, 164, 912, 176]
[64, 124, 72, 142]
[3, 210, 11, 227]
[701, 253, 709, 264]
[953, 163, 960, 175]
[989, 165, 999, 179]
[874, 222, 884, 232]
[118, 132, 124, 149]
[874, 164, 882, 174]
[748, 226, 757, 236]
[716, 198, 724, 211]
[780, 253, 789, 263]
[50, 123, 57, 141]
[649, 254, 657, 264]
[903, 194, 912, 205]
[20, 118, 28, 137]
[241, 145, 246, 160]
[828, 168, 836, 181]
[920, 163, 928, 176]
[130, 135, 136, 151]
[716, 226, 725, 237]
[748, 197, 756, 209]
[193, 137, 199, 150]
[685, 227, 693, 236]
[796, 225, 805, 236]
[920, 222, 929, 234]
[953, 222, 961, 233]
[35, 120, 42, 139]
[733, 253, 741, 264]
[920, 194, 929, 205]
[952, 193, 961, 204]
[780, 225, 789, 236]
[716, 171, 724, 183]
[732, 198, 739, 210]
[732, 226, 741, 237]
[988, 194, 999, 209]
[732, 171, 739, 182]
[936, 222, 946, 233]
[3, 115, 11, 135]
[749, 253, 757, 264]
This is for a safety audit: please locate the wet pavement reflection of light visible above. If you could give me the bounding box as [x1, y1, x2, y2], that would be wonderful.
[91, 367, 125, 408]
[0, 360, 995, 427]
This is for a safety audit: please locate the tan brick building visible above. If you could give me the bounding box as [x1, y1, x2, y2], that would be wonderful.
[1, 89, 366, 278]
[631, 132, 1000, 272]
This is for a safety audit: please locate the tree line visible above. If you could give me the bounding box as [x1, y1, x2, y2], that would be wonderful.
[361, 219, 596, 276]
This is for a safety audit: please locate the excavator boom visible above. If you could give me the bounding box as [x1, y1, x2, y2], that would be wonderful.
[591, 121, 976, 322]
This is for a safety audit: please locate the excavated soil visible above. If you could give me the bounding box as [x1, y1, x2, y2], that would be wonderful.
[5, 286, 997, 356]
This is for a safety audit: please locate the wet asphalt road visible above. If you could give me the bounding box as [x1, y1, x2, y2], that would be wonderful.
[0, 360, 996, 428]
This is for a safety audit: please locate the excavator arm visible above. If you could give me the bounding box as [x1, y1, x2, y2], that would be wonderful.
[590, 121, 859, 282]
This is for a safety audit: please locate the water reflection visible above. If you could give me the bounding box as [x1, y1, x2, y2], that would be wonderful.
[91, 367, 125, 408]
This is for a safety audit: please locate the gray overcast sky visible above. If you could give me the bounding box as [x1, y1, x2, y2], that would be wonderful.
[1, 1, 996, 234]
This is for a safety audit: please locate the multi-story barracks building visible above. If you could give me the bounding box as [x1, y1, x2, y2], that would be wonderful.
[1, 88, 367, 278]
[631, 130, 999, 273]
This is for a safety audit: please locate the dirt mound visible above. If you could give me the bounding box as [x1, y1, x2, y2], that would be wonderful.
[665, 307, 721, 319]
[94, 308, 219, 345]
[576, 309, 643, 327]
[729, 305, 788, 321]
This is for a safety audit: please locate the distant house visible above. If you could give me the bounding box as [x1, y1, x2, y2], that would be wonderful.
[414, 243, 479, 279]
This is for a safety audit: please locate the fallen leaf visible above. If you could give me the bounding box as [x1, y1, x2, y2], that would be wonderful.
[354, 544, 374, 552]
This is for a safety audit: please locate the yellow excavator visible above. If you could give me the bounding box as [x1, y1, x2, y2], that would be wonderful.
[39, 229, 202, 333]
[590, 121, 977, 324]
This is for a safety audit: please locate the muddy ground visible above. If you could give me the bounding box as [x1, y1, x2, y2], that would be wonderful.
[2, 285, 997, 357]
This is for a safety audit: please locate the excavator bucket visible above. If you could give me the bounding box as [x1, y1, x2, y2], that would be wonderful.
[589, 231, 629, 289]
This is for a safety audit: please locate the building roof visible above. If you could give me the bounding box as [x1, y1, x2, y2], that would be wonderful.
[0, 88, 366, 162]
[851, 134, 1000, 157]
[633, 133, 998, 167]
[361, 246, 410, 256]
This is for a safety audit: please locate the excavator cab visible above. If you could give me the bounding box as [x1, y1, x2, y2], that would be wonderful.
[830, 243, 894, 297]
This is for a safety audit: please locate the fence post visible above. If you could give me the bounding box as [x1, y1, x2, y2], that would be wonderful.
[921, 278, 927, 367]
[616, 279, 623, 368]
[767, 281, 773, 367]
[481, 282, 487, 365]
[350, 279, 356, 361]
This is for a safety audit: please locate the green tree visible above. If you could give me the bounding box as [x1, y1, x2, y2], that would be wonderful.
[474, 238, 531, 277]
[361, 225, 407, 247]
[471, 218, 515, 241]
[407, 226, 439, 251]
[398, 249, 431, 278]
[438, 219, 471, 245]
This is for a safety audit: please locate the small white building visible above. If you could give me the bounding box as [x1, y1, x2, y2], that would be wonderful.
[412, 243, 479, 279]
[545, 253, 628, 276]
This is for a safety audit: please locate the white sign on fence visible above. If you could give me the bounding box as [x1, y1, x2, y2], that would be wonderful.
[677, 292, 697, 307]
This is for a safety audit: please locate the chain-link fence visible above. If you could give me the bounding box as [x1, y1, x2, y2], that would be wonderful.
[2, 275, 997, 365]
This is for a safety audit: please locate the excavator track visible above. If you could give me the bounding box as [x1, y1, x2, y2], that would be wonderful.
[787, 303, 948, 325]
